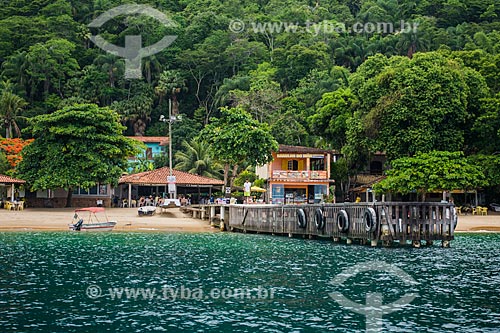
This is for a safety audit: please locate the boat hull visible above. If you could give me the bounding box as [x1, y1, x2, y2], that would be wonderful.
[69, 221, 117, 232]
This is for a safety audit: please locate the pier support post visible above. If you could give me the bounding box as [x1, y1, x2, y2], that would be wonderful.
[333, 237, 340, 242]
[201, 206, 206, 220]
[220, 206, 225, 231]
[309, 234, 313, 239]
[346, 238, 352, 245]
[426, 240, 434, 247]
[412, 240, 421, 248]
[371, 240, 378, 247]
[442, 240, 450, 248]
[210, 206, 216, 226]
[288, 233, 293, 238]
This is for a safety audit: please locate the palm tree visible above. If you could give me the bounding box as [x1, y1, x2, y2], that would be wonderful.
[174, 139, 222, 179]
[155, 69, 187, 115]
[0, 82, 27, 138]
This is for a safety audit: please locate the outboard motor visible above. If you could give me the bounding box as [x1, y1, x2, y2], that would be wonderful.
[73, 219, 84, 231]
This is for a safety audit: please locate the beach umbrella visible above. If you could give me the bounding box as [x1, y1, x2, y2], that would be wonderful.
[251, 186, 266, 192]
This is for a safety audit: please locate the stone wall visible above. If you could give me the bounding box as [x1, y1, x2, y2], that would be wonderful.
[27, 197, 112, 208]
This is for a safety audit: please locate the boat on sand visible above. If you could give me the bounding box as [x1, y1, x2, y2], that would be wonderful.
[69, 207, 116, 232]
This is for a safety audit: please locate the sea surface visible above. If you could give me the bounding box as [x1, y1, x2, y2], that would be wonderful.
[0, 232, 499, 332]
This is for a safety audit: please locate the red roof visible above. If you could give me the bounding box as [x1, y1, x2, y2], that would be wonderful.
[127, 136, 169, 146]
[0, 174, 25, 184]
[119, 167, 224, 186]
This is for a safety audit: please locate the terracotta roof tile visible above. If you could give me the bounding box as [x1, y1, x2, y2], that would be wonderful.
[127, 136, 169, 146]
[119, 167, 224, 186]
[0, 174, 25, 184]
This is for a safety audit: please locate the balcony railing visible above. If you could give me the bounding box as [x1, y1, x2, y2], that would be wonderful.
[272, 170, 328, 180]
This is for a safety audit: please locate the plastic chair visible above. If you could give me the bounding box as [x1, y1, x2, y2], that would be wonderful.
[480, 207, 488, 215]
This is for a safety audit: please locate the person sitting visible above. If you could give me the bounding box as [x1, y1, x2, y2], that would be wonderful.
[138, 196, 146, 207]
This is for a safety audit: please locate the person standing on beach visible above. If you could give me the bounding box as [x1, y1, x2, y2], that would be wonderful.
[244, 179, 252, 204]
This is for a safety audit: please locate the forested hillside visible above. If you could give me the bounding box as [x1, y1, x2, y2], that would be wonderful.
[1, 0, 500, 197]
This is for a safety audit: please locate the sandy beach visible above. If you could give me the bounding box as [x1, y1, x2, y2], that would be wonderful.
[0, 207, 499, 232]
[0, 207, 217, 232]
[453, 214, 500, 232]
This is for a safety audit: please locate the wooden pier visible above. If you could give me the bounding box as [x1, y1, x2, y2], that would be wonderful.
[183, 202, 457, 247]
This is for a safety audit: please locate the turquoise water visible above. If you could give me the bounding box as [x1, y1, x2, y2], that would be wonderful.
[1, 232, 499, 332]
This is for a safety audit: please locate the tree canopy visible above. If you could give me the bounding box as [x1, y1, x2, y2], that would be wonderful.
[200, 106, 278, 187]
[374, 151, 487, 201]
[16, 104, 141, 206]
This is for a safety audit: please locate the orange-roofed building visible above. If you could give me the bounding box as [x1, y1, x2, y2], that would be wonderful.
[0, 174, 25, 203]
[256, 145, 338, 204]
[118, 167, 224, 204]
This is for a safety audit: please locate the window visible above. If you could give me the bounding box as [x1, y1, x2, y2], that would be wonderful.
[370, 161, 383, 175]
[311, 158, 325, 171]
[146, 148, 153, 160]
[89, 185, 98, 195]
[99, 185, 108, 195]
[74, 183, 108, 196]
[287, 160, 298, 170]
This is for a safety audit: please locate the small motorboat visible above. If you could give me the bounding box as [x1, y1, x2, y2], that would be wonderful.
[69, 207, 117, 232]
[138, 206, 157, 216]
[160, 199, 181, 208]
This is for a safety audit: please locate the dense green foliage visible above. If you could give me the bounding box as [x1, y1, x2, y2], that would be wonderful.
[374, 151, 487, 201]
[1, 0, 500, 199]
[16, 104, 141, 206]
[174, 139, 223, 179]
[200, 106, 278, 187]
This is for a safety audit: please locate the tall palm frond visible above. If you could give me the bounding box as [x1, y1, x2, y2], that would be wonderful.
[174, 139, 222, 179]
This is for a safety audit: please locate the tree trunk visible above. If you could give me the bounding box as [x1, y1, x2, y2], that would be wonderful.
[223, 163, 230, 188]
[172, 94, 179, 115]
[66, 187, 73, 208]
[6, 121, 12, 139]
[230, 164, 239, 188]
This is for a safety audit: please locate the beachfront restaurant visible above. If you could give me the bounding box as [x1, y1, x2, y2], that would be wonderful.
[117, 167, 224, 205]
[0, 174, 26, 208]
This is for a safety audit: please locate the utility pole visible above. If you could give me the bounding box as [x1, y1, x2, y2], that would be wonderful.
[168, 98, 174, 199]
[160, 94, 180, 200]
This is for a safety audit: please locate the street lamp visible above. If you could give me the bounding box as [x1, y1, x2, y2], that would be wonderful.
[159, 98, 181, 199]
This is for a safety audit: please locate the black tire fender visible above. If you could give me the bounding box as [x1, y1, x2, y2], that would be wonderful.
[337, 210, 349, 232]
[297, 208, 307, 228]
[314, 208, 325, 230]
[364, 207, 377, 232]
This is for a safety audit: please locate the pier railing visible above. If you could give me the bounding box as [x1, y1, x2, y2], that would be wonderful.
[228, 202, 456, 246]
